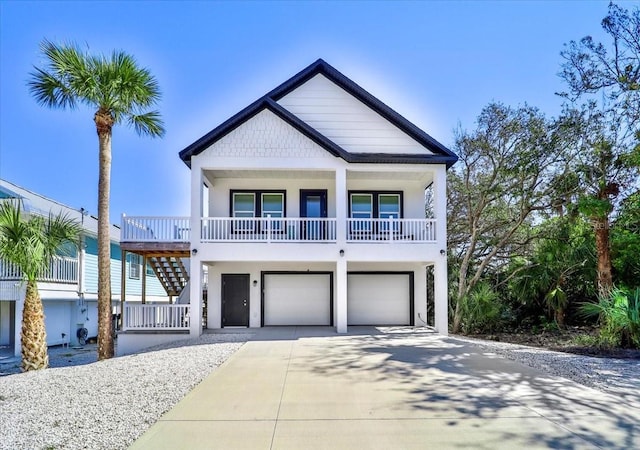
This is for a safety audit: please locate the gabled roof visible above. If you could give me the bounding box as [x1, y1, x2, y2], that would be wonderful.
[179, 59, 458, 168]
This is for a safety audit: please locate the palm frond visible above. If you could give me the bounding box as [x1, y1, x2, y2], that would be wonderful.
[127, 111, 165, 137]
[29, 39, 164, 137]
[0, 202, 80, 281]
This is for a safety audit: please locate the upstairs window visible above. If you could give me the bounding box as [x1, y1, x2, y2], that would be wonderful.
[261, 193, 284, 219]
[232, 193, 255, 219]
[230, 190, 286, 232]
[349, 191, 403, 233]
[379, 194, 401, 231]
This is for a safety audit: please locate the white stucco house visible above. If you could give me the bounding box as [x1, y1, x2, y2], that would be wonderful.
[118, 59, 457, 353]
[0, 179, 167, 358]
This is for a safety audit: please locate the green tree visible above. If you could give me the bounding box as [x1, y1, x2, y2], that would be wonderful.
[560, 3, 640, 122]
[559, 3, 640, 297]
[557, 104, 639, 296]
[28, 40, 165, 359]
[507, 216, 596, 326]
[612, 191, 640, 287]
[448, 103, 568, 333]
[0, 201, 80, 371]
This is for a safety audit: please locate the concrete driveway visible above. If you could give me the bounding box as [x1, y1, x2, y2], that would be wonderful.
[130, 327, 639, 449]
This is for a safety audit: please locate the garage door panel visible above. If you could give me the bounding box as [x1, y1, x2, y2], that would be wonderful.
[264, 274, 331, 326]
[348, 274, 411, 325]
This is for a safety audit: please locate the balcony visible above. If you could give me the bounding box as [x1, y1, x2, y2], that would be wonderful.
[122, 216, 437, 244]
[122, 303, 191, 331]
[0, 256, 79, 284]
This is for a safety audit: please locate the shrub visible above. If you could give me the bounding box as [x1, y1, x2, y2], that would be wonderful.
[580, 287, 640, 348]
[460, 283, 509, 334]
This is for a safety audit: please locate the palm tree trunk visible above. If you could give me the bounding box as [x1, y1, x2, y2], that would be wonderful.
[593, 216, 613, 298]
[96, 111, 114, 359]
[21, 280, 49, 371]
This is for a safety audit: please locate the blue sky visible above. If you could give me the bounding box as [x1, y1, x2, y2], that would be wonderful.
[0, 0, 628, 223]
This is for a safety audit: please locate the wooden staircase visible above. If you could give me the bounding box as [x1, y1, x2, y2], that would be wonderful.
[148, 256, 189, 297]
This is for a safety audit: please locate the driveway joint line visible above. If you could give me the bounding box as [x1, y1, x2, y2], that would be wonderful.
[269, 327, 296, 449]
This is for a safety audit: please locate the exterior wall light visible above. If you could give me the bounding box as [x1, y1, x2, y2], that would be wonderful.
[440, 249, 446, 256]
[192, 248, 198, 255]
[253, 280, 258, 287]
[339, 249, 345, 257]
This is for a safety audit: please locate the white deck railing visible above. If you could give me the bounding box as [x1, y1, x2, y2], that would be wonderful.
[120, 216, 437, 243]
[121, 216, 190, 242]
[122, 303, 191, 331]
[0, 256, 79, 283]
[201, 217, 337, 242]
[346, 218, 437, 242]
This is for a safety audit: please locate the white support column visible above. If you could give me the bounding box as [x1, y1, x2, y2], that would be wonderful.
[432, 166, 447, 248]
[336, 258, 347, 333]
[189, 164, 204, 336]
[433, 258, 448, 335]
[189, 259, 203, 336]
[190, 166, 204, 250]
[335, 167, 347, 245]
[415, 266, 427, 327]
[432, 165, 449, 335]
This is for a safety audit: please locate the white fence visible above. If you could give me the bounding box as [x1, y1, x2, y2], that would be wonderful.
[0, 256, 78, 283]
[201, 217, 337, 242]
[123, 303, 191, 330]
[121, 216, 191, 242]
[346, 218, 437, 242]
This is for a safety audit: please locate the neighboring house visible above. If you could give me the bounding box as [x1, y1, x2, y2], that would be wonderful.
[0, 179, 167, 357]
[119, 59, 457, 354]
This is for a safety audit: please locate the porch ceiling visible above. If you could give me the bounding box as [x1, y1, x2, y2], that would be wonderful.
[204, 169, 433, 183]
[347, 170, 434, 183]
[205, 169, 334, 180]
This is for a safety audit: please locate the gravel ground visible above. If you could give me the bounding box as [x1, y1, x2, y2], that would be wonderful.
[0, 333, 248, 450]
[454, 335, 640, 404]
[1, 331, 639, 450]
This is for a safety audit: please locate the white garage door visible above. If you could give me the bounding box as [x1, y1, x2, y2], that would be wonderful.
[348, 273, 411, 325]
[263, 273, 331, 326]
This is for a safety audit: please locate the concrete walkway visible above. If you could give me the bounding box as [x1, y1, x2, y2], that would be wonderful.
[130, 327, 639, 449]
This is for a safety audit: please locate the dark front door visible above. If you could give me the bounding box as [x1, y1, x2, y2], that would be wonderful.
[222, 274, 250, 327]
[300, 190, 328, 240]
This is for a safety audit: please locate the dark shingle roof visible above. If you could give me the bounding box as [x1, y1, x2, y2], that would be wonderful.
[179, 59, 458, 168]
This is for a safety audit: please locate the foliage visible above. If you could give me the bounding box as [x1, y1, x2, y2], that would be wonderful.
[0, 201, 80, 281]
[505, 216, 596, 326]
[560, 3, 640, 122]
[559, 3, 640, 297]
[28, 40, 164, 360]
[580, 287, 640, 348]
[28, 40, 165, 137]
[447, 103, 569, 333]
[611, 191, 640, 286]
[459, 283, 510, 334]
[0, 201, 80, 371]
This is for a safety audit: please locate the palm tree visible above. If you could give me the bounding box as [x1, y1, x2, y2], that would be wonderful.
[0, 201, 81, 371]
[28, 40, 165, 359]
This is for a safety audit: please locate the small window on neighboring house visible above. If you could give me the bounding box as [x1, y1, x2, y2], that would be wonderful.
[129, 254, 141, 280]
[146, 263, 155, 277]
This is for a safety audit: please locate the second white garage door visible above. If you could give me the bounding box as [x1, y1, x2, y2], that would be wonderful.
[347, 273, 412, 325]
[263, 273, 332, 326]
